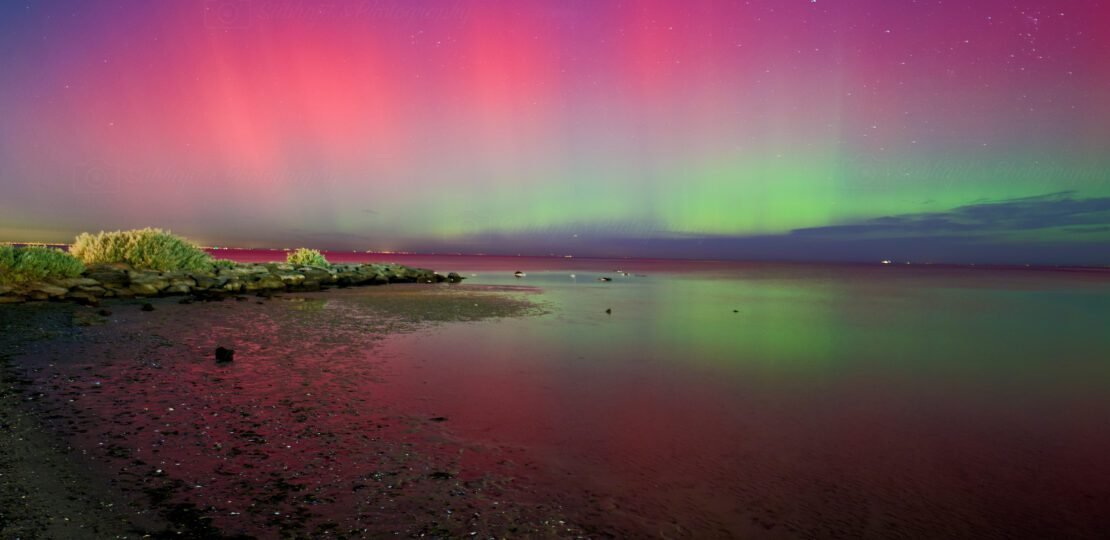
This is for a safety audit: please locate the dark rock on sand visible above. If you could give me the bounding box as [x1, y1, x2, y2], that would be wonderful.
[447, 272, 464, 283]
[140, 303, 155, 312]
[215, 347, 234, 363]
[598, 277, 612, 282]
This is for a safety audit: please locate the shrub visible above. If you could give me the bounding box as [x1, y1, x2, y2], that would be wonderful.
[70, 228, 213, 272]
[0, 245, 14, 274]
[0, 245, 86, 285]
[287, 248, 330, 268]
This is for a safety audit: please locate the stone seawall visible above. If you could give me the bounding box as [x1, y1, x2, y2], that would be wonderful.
[0, 263, 464, 305]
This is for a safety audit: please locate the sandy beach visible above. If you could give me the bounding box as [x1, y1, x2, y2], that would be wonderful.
[0, 286, 587, 539]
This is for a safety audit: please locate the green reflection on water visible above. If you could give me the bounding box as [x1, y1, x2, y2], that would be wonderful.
[462, 267, 1110, 389]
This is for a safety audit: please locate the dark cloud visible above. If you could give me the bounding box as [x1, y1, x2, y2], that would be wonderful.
[792, 192, 1110, 238]
[397, 192, 1110, 266]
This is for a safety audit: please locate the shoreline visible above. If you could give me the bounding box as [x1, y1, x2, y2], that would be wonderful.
[0, 287, 585, 538]
[0, 262, 464, 306]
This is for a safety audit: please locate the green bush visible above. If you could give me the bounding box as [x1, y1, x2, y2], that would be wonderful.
[0, 245, 86, 285]
[70, 228, 213, 272]
[212, 259, 239, 270]
[0, 245, 14, 274]
[287, 248, 330, 268]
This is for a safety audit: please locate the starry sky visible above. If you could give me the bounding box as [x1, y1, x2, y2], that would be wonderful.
[1, 0, 1109, 264]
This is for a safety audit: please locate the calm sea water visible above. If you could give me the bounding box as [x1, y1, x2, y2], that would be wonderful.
[20, 252, 1110, 537]
[249, 253, 1110, 535]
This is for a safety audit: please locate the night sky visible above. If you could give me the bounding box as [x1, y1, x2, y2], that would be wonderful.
[1, 0, 1109, 264]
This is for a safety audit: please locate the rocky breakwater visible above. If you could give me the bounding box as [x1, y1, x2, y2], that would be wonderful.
[0, 263, 465, 305]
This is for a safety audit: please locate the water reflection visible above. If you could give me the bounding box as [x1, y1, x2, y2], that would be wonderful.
[373, 267, 1110, 537]
[10, 262, 1110, 537]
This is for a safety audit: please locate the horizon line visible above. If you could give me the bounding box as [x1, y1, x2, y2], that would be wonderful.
[3, 240, 1108, 272]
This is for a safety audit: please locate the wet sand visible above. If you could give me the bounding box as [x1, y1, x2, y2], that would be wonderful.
[0, 302, 166, 538]
[0, 285, 585, 539]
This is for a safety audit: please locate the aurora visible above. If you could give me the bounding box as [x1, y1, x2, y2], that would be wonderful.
[1, 0, 1108, 264]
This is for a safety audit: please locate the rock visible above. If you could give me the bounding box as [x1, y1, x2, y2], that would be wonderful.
[2, 260, 467, 305]
[357, 267, 389, 284]
[97, 309, 112, 316]
[605, 308, 611, 314]
[299, 267, 333, 283]
[106, 287, 135, 299]
[128, 271, 169, 295]
[277, 273, 305, 286]
[598, 277, 612, 282]
[353, 265, 383, 279]
[30, 283, 69, 298]
[169, 277, 197, 288]
[129, 271, 169, 288]
[390, 266, 441, 283]
[162, 284, 192, 295]
[244, 275, 285, 291]
[85, 265, 130, 287]
[217, 266, 254, 278]
[215, 347, 234, 363]
[192, 274, 222, 290]
[130, 283, 163, 296]
[428, 472, 454, 480]
[66, 291, 100, 306]
[514, 271, 525, 278]
[429, 416, 448, 422]
[50, 277, 100, 289]
[140, 303, 155, 312]
[178, 297, 194, 305]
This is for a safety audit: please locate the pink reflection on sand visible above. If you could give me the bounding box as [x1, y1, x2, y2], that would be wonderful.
[18, 289, 580, 537]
